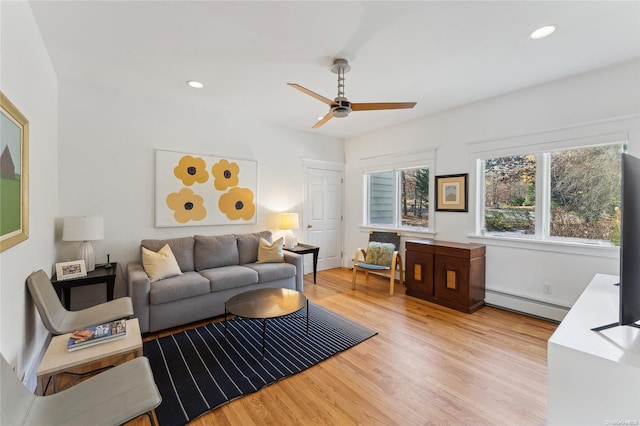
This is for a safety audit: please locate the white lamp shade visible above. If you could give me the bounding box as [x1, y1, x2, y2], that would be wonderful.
[62, 217, 104, 241]
[278, 213, 299, 230]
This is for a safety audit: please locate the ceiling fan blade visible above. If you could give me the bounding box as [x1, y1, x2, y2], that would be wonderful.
[312, 111, 334, 128]
[351, 102, 417, 111]
[288, 83, 335, 106]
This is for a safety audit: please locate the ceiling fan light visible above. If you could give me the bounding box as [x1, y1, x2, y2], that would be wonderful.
[186, 80, 204, 89]
[529, 25, 557, 40]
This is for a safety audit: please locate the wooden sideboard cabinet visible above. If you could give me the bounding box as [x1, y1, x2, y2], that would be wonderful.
[405, 240, 486, 313]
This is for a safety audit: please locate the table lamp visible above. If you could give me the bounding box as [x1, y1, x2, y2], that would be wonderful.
[62, 216, 104, 272]
[278, 213, 299, 249]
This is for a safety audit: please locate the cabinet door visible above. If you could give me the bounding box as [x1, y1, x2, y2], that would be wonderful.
[434, 255, 470, 305]
[405, 250, 434, 298]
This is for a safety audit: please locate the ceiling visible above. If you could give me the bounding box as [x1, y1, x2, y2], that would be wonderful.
[28, 1, 640, 140]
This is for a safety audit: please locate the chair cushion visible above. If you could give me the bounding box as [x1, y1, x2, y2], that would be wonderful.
[365, 242, 395, 267]
[141, 244, 182, 283]
[149, 271, 210, 305]
[141, 236, 195, 272]
[356, 261, 391, 271]
[199, 265, 259, 292]
[257, 237, 284, 263]
[237, 231, 272, 264]
[26, 357, 161, 426]
[194, 234, 239, 270]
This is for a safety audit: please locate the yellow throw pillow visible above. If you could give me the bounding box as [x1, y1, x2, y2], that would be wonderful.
[141, 244, 183, 282]
[257, 237, 284, 263]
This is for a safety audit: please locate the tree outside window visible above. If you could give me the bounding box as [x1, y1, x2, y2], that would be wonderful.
[550, 145, 621, 240]
[482, 144, 623, 243]
[401, 168, 429, 228]
[366, 167, 430, 229]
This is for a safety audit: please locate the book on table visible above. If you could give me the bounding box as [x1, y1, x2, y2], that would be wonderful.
[67, 319, 127, 351]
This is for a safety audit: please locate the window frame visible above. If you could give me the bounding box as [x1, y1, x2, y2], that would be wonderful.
[478, 145, 624, 244]
[360, 149, 436, 234]
[470, 119, 633, 251]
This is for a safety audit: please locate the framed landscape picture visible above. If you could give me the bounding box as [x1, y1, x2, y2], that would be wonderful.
[0, 92, 29, 252]
[435, 173, 468, 212]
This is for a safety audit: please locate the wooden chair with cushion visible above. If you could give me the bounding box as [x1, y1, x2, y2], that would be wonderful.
[27, 269, 133, 335]
[352, 231, 403, 295]
[1, 353, 161, 426]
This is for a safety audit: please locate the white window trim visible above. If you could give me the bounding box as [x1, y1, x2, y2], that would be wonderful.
[360, 148, 436, 233]
[470, 114, 639, 253]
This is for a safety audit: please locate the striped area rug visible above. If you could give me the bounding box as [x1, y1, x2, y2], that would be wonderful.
[144, 302, 377, 426]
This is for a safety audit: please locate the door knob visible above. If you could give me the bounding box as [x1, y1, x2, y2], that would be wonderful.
[307, 224, 313, 228]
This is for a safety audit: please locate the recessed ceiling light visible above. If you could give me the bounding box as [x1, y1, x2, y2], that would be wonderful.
[529, 25, 557, 40]
[186, 80, 204, 89]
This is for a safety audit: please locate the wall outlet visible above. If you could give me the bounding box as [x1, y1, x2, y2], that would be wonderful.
[543, 283, 553, 295]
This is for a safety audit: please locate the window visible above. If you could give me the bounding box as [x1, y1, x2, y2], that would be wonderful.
[481, 143, 624, 243]
[366, 167, 430, 229]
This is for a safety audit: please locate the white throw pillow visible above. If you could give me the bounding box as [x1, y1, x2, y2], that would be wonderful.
[257, 237, 284, 263]
[141, 244, 183, 282]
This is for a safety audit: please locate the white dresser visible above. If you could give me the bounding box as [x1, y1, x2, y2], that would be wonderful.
[548, 273, 640, 425]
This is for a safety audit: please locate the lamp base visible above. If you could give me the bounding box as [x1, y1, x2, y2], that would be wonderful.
[284, 232, 296, 249]
[79, 241, 96, 272]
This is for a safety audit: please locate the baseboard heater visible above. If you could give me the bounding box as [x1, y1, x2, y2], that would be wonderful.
[485, 289, 570, 322]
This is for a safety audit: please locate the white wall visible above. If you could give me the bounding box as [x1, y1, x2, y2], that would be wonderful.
[0, 1, 58, 388]
[55, 80, 344, 285]
[345, 59, 640, 320]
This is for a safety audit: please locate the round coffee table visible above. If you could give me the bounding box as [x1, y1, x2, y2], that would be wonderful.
[224, 288, 308, 357]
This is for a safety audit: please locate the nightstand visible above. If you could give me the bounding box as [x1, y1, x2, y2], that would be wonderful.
[51, 263, 118, 310]
[283, 244, 319, 283]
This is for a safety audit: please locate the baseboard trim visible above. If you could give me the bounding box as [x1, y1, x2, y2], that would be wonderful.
[485, 289, 570, 322]
[24, 333, 51, 392]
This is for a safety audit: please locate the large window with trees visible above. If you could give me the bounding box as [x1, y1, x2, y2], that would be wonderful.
[482, 143, 625, 243]
[366, 166, 430, 229]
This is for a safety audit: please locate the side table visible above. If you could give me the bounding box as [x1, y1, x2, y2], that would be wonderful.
[36, 318, 142, 395]
[51, 263, 118, 310]
[283, 244, 319, 283]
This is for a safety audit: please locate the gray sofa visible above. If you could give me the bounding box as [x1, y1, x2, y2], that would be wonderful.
[127, 231, 303, 333]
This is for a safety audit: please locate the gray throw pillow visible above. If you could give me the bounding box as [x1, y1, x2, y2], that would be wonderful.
[194, 234, 239, 270]
[236, 231, 272, 264]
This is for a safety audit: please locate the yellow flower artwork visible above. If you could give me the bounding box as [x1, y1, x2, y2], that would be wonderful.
[166, 188, 207, 223]
[211, 159, 239, 191]
[219, 187, 256, 221]
[156, 150, 257, 227]
[174, 155, 209, 186]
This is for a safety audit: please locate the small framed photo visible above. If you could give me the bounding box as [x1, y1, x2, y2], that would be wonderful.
[55, 260, 87, 281]
[435, 173, 469, 212]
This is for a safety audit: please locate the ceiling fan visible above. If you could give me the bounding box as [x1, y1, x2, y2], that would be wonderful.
[288, 58, 417, 129]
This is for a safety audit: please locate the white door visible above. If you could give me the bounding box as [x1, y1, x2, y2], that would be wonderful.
[305, 167, 343, 272]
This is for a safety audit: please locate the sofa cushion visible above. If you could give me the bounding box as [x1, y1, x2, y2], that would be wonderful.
[236, 231, 272, 264]
[141, 244, 182, 283]
[199, 265, 259, 292]
[142, 237, 195, 272]
[149, 271, 210, 305]
[246, 262, 296, 283]
[257, 237, 284, 263]
[194, 234, 239, 271]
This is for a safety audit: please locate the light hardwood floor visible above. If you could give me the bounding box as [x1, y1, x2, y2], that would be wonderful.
[124, 267, 557, 425]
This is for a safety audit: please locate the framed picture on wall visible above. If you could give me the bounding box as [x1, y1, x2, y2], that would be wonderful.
[0, 92, 29, 252]
[435, 173, 468, 212]
[55, 260, 87, 281]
